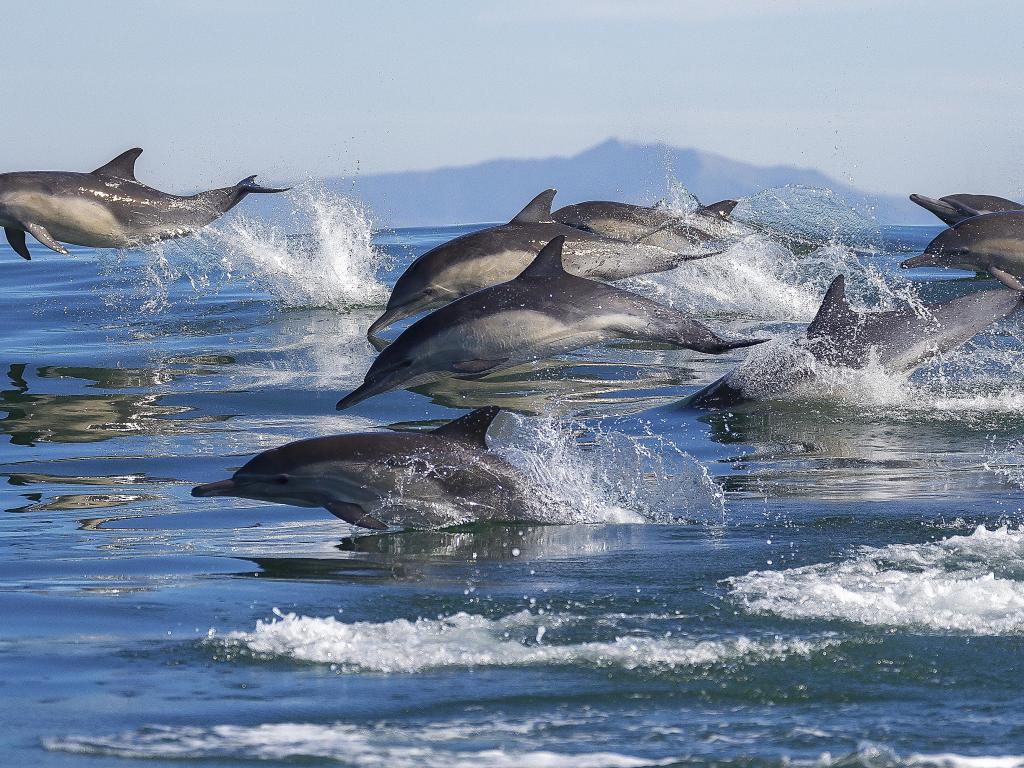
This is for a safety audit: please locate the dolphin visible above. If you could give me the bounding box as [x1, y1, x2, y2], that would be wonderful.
[552, 198, 739, 253]
[901, 211, 1024, 290]
[340, 236, 766, 410]
[0, 148, 289, 259]
[688, 274, 1024, 408]
[909, 193, 1024, 227]
[367, 189, 721, 335]
[192, 406, 528, 530]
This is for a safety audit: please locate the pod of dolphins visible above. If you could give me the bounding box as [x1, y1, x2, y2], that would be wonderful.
[4, 150, 1021, 530]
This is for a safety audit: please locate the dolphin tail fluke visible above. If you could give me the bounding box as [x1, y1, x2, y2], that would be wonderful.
[236, 175, 291, 195]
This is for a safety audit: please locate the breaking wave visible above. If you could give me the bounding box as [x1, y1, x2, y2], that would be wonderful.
[730, 525, 1024, 634]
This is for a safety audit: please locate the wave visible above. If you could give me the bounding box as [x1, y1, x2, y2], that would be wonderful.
[730, 525, 1024, 634]
[211, 608, 835, 672]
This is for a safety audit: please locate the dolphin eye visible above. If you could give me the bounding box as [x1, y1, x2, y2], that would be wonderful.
[274, 475, 289, 485]
[401, 360, 413, 368]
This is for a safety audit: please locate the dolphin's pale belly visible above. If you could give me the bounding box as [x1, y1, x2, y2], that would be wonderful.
[1, 189, 206, 248]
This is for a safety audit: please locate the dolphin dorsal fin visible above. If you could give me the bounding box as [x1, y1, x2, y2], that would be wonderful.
[807, 275, 856, 340]
[431, 406, 501, 448]
[92, 148, 143, 181]
[517, 236, 568, 279]
[510, 189, 556, 224]
[699, 199, 738, 219]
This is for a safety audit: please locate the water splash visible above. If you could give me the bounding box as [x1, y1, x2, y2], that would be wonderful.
[491, 413, 724, 525]
[98, 183, 391, 313]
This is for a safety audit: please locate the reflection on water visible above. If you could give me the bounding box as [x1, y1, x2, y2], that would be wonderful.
[702, 401, 1018, 500]
[412, 358, 692, 416]
[338, 523, 646, 562]
[0, 362, 231, 446]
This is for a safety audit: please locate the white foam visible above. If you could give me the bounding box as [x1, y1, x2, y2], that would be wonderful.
[730, 526, 1024, 634]
[215, 608, 833, 672]
[44, 720, 676, 767]
[811, 742, 1024, 768]
[491, 413, 724, 526]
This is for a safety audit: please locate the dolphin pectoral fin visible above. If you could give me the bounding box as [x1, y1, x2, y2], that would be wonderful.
[24, 223, 69, 255]
[325, 501, 389, 530]
[451, 358, 508, 375]
[989, 266, 1024, 292]
[5, 228, 30, 260]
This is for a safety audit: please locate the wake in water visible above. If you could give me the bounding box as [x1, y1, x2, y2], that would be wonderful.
[99, 183, 391, 313]
[210, 607, 834, 672]
[730, 525, 1024, 634]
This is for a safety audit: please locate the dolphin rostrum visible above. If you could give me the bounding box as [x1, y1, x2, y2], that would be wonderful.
[901, 211, 1024, 290]
[341, 236, 766, 410]
[367, 189, 722, 335]
[192, 406, 528, 530]
[909, 193, 1024, 227]
[0, 148, 289, 259]
[552, 198, 739, 254]
[688, 274, 1024, 408]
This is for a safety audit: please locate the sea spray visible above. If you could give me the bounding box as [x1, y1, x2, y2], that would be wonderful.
[97, 183, 391, 313]
[491, 412, 724, 526]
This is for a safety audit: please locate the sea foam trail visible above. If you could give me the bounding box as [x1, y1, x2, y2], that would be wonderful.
[730, 526, 1024, 634]
[101, 183, 391, 312]
[212, 608, 834, 672]
[44, 720, 678, 767]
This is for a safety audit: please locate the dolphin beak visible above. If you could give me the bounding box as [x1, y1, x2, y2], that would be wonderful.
[368, 301, 422, 336]
[191, 479, 237, 497]
[336, 380, 384, 410]
[901, 250, 939, 269]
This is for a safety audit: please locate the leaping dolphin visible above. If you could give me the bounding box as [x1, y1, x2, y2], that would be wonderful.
[192, 406, 528, 530]
[367, 189, 722, 335]
[552, 198, 739, 254]
[901, 211, 1024, 290]
[910, 193, 1024, 227]
[341, 236, 766, 410]
[0, 148, 289, 259]
[688, 274, 1024, 408]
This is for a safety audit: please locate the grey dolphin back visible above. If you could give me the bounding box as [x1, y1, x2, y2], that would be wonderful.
[510, 189, 557, 224]
[431, 406, 501, 448]
[92, 148, 144, 181]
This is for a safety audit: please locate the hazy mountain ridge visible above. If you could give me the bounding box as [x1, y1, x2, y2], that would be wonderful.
[330, 139, 929, 227]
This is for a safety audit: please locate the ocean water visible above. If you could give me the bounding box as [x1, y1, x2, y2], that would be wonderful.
[3, 186, 1024, 767]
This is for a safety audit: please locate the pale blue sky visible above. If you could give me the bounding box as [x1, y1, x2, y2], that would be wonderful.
[3, 0, 1022, 198]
